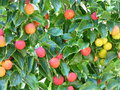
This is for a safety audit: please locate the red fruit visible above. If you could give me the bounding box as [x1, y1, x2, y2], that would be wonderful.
[67, 72, 77, 82]
[118, 52, 120, 59]
[45, 25, 49, 29]
[15, 40, 26, 50]
[80, 47, 91, 56]
[25, 0, 30, 4]
[97, 79, 101, 84]
[91, 12, 98, 20]
[33, 21, 40, 27]
[8, 56, 13, 60]
[35, 47, 46, 58]
[0, 29, 4, 36]
[2, 60, 13, 70]
[49, 58, 60, 68]
[53, 75, 64, 85]
[44, 13, 49, 19]
[55, 54, 63, 60]
[25, 23, 36, 34]
[68, 86, 74, 90]
[64, 9, 75, 20]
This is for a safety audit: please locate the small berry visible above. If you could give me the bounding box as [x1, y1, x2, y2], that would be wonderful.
[80, 47, 91, 56]
[24, 4, 34, 15]
[35, 47, 46, 58]
[91, 12, 98, 20]
[67, 72, 77, 82]
[15, 40, 26, 50]
[64, 9, 75, 20]
[0, 29, 4, 36]
[25, 23, 36, 34]
[2, 60, 13, 70]
[53, 75, 64, 85]
[68, 86, 74, 90]
[0, 67, 6, 77]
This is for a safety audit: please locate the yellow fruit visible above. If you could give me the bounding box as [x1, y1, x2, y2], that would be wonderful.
[111, 25, 120, 35]
[112, 33, 120, 39]
[95, 38, 103, 47]
[94, 56, 98, 62]
[24, 4, 34, 15]
[0, 67, 6, 77]
[0, 36, 6, 47]
[98, 49, 107, 58]
[101, 38, 108, 44]
[103, 42, 112, 50]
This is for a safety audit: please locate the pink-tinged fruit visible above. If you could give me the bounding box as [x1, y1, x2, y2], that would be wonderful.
[0, 36, 6, 47]
[44, 13, 49, 19]
[49, 58, 60, 68]
[53, 75, 64, 85]
[91, 12, 98, 20]
[15, 40, 26, 50]
[67, 72, 77, 82]
[55, 54, 63, 60]
[25, 0, 30, 4]
[36, 47, 46, 58]
[97, 79, 101, 84]
[118, 52, 120, 59]
[64, 9, 75, 20]
[80, 47, 91, 56]
[68, 86, 74, 90]
[0, 29, 4, 36]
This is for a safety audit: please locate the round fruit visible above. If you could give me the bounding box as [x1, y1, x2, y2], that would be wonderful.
[64, 9, 75, 20]
[68, 86, 74, 90]
[97, 79, 101, 84]
[33, 21, 40, 27]
[25, 0, 30, 4]
[0, 67, 6, 77]
[101, 38, 108, 44]
[118, 52, 120, 59]
[103, 42, 112, 50]
[24, 4, 34, 15]
[55, 54, 63, 60]
[112, 33, 120, 39]
[0, 36, 6, 47]
[15, 40, 26, 50]
[95, 38, 103, 47]
[53, 75, 64, 85]
[2, 60, 13, 70]
[49, 58, 60, 68]
[35, 47, 46, 58]
[80, 47, 91, 56]
[44, 13, 49, 19]
[67, 72, 77, 82]
[25, 23, 36, 34]
[0, 29, 4, 36]
[98, 49, 107, 58]
[91, 12, 98, 20]
[111, 25, 120, 36]
[94, 56, 98, 62]
[45, 25, 49, 29]
[100, 59, 105, 66]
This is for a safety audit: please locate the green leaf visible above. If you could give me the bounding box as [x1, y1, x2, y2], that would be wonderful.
[48, 27, 63, 36]
[102, 73, 114, 82]
[77, 39, 89, 50]
[68, 22, 79, 32]
[0, 76, 8, 90]
[88, 31, 96, 44]
[27, 56, 34, 74]
[51, 0, 62, 12]
[57, 85, 67, 90]
[60, 62, 70, 76]
[39, 82, 48, 90]
[107, 79, 120, 89]
[19, 0, 25, 12]
[62, 33, 72, 40]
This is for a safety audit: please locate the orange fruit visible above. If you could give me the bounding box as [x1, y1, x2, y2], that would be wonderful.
[111, 25, 120, 35]
[64, 9, 75, 20]
[2, 60, 13, 70]
[24, 4, 34, 15]
[25, 23, 36, 34]
[0, 67, 6, 77]
[33, 21, 40, 27]
[0, 36, 6, 47]
[94, 56, 98, 62]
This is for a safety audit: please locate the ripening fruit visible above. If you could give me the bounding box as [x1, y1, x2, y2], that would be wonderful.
[35, 47, 46, 58]
[67, 72, 77, 82]
[0, 29, 4, 36]
[117, 43, 120, 50]
[49, 58, 60, 68]
[103, 42, 112, 50]
[25, 0, 30, 4]
[45, 25, 49, 29]
[95, 38, 103, 47]
[25, 23, 36, 34]
[97, 79, 101, 84]
[118, 52, 120, 59]
[24, 4, 34, 15]
[55, 54, 63, 60]
[91, 12, 98, 20]
[53, 75, 64, 85]
[98, 49, 107, 58]
[112, 33, 120, 39]
[15, 40, 26, 50]
[100, 59, 105, 66]
[44, 13, 49, 19]
[68, 86, 74, 90]
[33, 21, 40, 27]
[101, 38, 108, 44]
[0, 36, 6, 47]
[111, 25, 120, 36]
[64, 9, 75, 20]
[2, 60, 13, 70]
[94, 56, 98, 62]
[80, 47, 91, 56]
[0, 67, 6, 77]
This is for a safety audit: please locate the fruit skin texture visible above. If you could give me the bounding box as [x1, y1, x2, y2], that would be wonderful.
[80, 47, 91, 56]
[44, 13, 49, 19]
[49, 58, 60, 68]
[25, 23, 36, 34]
[25, 0, 30, 4]
[68, 86, 74, 90]
[55, 54, 63, 60]
[0, 36, 6, 47]
[98, 49, 107, 58]
[2, 60, 13, 70]
[64, 9, 75, 20]
[15, 40, 26, 50]
[118, 52, 120, 59]
[0, 67, 6, 77]
[0, 29, 4, 36]
[112, 33, 120, 39]
[101, 38, 108, 44]
[103, 42, 112, 50]
[33, 21, 40, 27]
[67, 72, 77, 82]
[24, 4, 34, 15]
[94, 56, 98, 62]
[100, 59, 105, 66]
[35, 47, 46, 58]
[45, 25, 49, 29]
[91, 12, 98, 20]
[95, 38, 103, 47]
[111, 25, 120, 36]
[53, 75, 64, 85]
[97, 79, 101, 84]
